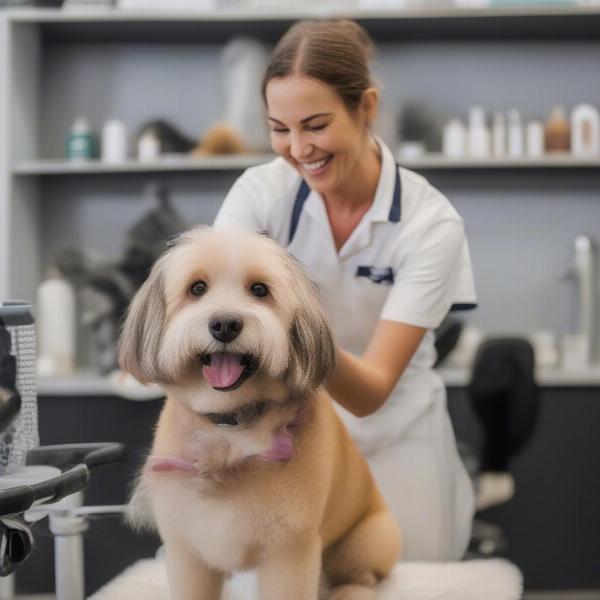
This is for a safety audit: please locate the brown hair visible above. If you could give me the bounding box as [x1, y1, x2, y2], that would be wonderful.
[262, 20, 376, 113]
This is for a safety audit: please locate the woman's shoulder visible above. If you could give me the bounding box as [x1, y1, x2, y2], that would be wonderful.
[217, 155, 301, 233]
[398, 165, 463, 225]
[235, 155, 300, 199]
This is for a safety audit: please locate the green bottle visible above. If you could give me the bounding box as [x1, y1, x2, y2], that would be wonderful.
[66, 117, 95, 161]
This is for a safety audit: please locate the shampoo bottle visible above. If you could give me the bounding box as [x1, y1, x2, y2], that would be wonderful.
[66, 117, 95, 161]
[467, 106, 491, 158]
[36, 269, 76, 377]
[571, 104, 600, 156]
[545, 106, 570, 153]
[507, 109, 524, 158]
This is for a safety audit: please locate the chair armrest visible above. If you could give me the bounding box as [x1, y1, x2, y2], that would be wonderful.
[27, 442, 125, 471]
[0, 464, 89, 516]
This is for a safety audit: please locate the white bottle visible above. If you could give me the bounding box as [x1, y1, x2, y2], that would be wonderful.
[492, 112, 506, 158]
[467, 106, 491, 158]
[36, 270, 76, 378]
[442, 118, 467, 159]
[571, 104, 600, 156]
[526, 120, 545, 158]
[507, 109, 524, 158]
[101, 119, 129, 163]
[137, 131, 161, 161]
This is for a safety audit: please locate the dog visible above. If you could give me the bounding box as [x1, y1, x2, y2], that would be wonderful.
[119, 226, 401, 600]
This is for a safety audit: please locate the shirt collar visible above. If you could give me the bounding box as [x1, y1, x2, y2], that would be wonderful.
[365, 138, 401, 224]
[288, 139, 401, 246]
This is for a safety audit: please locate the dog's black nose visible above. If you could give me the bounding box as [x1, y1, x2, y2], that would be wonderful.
[209, 315, 244, 343]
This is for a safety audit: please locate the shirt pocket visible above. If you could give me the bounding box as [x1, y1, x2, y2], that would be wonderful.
[353, 266, 395, 315]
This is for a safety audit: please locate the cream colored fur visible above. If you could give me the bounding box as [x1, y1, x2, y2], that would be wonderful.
[119, 227, 401, 600]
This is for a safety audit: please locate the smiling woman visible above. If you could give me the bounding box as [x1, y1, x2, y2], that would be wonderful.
[214, 19, 478, 563]
[263, 20, 382, 250]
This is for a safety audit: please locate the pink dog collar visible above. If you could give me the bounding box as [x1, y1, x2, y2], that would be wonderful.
[260, 411, 306, 462]
[145, 456, 197, 474]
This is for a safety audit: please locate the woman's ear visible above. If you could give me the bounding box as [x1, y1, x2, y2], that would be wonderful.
[361, 87, 379, 126]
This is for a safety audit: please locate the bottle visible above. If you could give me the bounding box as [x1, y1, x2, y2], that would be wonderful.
[467, 106, 491, 158]
[492, 112, 506, 158]
[507, 109, 524, 158]
[36, 269, 76, 377]
[137, 130, 161, 161]
[570, 104, 600, 157]
[66, 117, 95, 161]
[526, 120, 545, 158]
[101, 119, 129, 163]
[545, 106, 570, 153]
[442, 118, 467, 159]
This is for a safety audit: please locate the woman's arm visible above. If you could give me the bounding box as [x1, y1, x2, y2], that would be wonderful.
[325, 320, 426, 417]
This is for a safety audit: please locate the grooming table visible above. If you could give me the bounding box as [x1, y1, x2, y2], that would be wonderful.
[89, 556, 523, 600]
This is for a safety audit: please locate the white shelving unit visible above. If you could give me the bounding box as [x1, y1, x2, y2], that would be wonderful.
[2, 5, 600, 391]
[12, 154, 276, 175]
[11, 152, 600, 176]
[399, 153, 600, 170]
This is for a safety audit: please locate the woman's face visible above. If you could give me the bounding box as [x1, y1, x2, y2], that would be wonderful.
[265, 74, 372, 196]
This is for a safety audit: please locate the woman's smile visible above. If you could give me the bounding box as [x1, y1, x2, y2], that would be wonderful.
[300, 154, 333, 177]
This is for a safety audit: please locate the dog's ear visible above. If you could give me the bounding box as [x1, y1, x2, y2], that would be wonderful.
[285, 259, 336, 397]
[118, 259, 170, 384]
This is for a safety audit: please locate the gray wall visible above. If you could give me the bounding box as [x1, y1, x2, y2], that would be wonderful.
[38, 39, 600, 338]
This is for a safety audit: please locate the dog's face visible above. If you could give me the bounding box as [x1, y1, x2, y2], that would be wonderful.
[119, 227, 335, 412]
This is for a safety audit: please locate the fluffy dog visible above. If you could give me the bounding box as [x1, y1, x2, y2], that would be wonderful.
[119, 227, 401, 600]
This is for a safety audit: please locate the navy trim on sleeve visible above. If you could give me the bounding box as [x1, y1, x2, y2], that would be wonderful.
[450, 303, 477, 312]
[288, 179, 311, 244]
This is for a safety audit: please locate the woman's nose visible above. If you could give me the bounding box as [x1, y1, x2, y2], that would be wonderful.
[290, 134, 313, 160]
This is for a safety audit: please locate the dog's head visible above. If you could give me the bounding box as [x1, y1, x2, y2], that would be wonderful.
[118, 226, 335, 404]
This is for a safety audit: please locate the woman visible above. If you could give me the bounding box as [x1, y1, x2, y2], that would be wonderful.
[214, 19, 477, 561]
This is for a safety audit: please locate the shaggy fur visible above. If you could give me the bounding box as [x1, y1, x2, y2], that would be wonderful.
[119, 227, 401, 600]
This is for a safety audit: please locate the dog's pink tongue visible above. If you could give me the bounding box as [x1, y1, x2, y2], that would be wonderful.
[202, 353, 245, 388]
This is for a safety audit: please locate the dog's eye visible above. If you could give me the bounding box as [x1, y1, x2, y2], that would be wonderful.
[250, 282, 269, 298]
[190, 280, 208, 297]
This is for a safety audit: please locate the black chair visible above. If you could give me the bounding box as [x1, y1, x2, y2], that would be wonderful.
[467, 338, 540, 557]
[0, 302, 125, 598]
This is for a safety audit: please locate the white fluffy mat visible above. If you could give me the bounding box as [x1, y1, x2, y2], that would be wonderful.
[89, 557, 523, 600]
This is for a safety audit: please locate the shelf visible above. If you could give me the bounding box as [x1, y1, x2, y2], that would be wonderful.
[399, 153, 600, 170]
[37, 364, 600, 397]
[438, 365, 600, 388]
[11, 154, 276, 175]
[12, 153, 600, 176]
[6, 5, 600, 42]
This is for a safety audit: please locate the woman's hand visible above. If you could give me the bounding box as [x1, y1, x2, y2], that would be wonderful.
[325, 320, 426, 417]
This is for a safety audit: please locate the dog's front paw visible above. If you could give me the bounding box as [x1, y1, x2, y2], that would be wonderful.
[328, 584, 376, 600]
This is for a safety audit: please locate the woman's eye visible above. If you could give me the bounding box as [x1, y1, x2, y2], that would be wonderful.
[250, 282, 269, 298]
[190, 280, 208, 297]
[271, 128, 288, 134]
[307, 124, 327, 132]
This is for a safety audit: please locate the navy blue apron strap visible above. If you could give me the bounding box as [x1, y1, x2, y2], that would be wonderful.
[388, 164, 401, 223]
[288, 179, 311, 245]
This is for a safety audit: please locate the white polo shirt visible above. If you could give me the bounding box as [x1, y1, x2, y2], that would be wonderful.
[215, 140, 477, 445]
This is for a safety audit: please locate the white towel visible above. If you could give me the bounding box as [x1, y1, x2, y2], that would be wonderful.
[88, 557, 523, 600]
